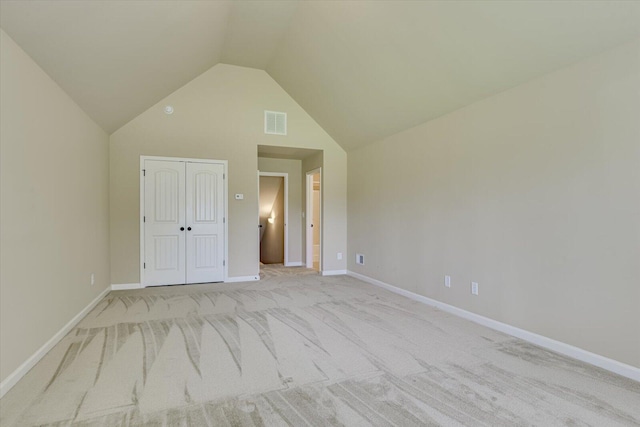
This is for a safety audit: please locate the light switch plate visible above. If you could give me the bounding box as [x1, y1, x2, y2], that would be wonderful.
[235, 194, 244, 200]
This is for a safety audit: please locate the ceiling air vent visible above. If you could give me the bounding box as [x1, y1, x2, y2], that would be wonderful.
[264, 111, 287, 135]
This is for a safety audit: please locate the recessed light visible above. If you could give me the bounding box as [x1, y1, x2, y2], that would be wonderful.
[164, 105, 174, 115]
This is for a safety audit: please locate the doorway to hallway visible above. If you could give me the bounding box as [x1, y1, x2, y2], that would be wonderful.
[258, 172, 288, 265]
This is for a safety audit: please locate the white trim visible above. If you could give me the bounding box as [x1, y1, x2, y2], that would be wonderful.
[140, 155, 228, 164]
[224, 161, 229, 283]
[225, 275, 260, 283]
[306, 168, 322, 270]
[111, 283, 142, 291]
[140, 156, 228, 287]
[139, 157, 145, 286]
[321, 270, 347, 276]
[258, 171, 289, 266]
[0, 286, 111, 398]
[285, 261, 303, 267]
[347, 271, 640, 382]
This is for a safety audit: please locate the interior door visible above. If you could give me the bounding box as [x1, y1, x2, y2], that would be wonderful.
[186, 162, 225, 283]
[144, 160, 186, 286]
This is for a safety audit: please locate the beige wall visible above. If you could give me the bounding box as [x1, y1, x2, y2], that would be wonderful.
[0, 30, 111, 382]
[260, 178, 285, 264]
[258, 157, 303, 264]
[348, 40, 640, 368]
[110, 64, 347, 283]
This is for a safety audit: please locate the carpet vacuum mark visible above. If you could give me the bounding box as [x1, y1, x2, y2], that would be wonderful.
[1, 266, 639, 426]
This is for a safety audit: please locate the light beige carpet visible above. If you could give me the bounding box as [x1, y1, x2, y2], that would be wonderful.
[1, 265, 639, 426]
[259, 264, 317, 280]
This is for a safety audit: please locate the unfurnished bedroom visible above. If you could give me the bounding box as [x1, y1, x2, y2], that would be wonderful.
[0, 1, 639, 426]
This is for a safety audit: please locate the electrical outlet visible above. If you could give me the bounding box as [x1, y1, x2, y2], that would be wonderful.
[337, 252, 343, 260]
[471, 282, 479, 295]
[356, 253, 365, 265]
[444, 275, 451, 288]
[91, 273, 95, 286]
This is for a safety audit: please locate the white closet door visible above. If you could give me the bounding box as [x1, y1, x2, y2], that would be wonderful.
[144, 160, 186, 286]
[186, 162, 225, 283]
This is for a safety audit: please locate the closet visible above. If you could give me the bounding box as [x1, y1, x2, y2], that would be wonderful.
[141, 158, 225, 286]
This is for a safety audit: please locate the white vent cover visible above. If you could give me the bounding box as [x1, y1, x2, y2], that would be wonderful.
[264, 111, 287, 135]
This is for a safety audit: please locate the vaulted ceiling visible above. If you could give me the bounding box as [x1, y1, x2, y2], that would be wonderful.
[2, 1, 639, 151]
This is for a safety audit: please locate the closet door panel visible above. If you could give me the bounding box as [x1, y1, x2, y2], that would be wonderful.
[186, 162, 225, 283]
[143, 160, 186, 286]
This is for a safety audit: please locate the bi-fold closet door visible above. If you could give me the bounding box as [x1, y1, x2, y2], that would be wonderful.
[143, 159, 225, 286]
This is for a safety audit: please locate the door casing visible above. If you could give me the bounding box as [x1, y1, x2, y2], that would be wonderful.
[305, 168, 322, 270]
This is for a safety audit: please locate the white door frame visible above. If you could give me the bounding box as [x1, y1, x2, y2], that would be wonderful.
[258, 171, 289, 266]
[140, 155, 228, 287]
[306, 168, 322, 270]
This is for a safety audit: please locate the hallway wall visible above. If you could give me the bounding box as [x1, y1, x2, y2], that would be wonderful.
[260, 178, 285, 264]
[258, 157, 303, 265]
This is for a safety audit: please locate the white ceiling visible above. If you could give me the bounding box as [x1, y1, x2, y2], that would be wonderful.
[2, 1, 639, 150]
[221, 1, 298, 69]
[1, 0, 233, 133]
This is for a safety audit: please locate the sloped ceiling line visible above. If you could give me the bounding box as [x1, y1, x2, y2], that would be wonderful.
[1, 0, 639, 150]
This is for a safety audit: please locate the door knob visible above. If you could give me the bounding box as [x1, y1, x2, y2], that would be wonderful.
[311, 224, 314, 228]
[187, 227, 192, 231]
[180, 227, 185, 231]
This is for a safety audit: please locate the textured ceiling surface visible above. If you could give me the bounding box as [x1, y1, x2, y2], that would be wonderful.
[2, 1, 639, 150]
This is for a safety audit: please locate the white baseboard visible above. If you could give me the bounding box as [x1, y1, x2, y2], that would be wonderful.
[285, 262, 303, 267]
[321, 269, 347, 276]
[347, 270, 640, 383]
[111, 283, 142, 291]
[226, 275, 260, 283]
[0, 286, 111, 398]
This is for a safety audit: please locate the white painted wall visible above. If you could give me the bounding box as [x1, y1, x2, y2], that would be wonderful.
[348, 39, 640, 368]
[110, 64, 347, 283]
[0, 30, 111, 383]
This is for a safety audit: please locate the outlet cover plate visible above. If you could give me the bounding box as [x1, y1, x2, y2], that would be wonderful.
[471, 282, 479, 295]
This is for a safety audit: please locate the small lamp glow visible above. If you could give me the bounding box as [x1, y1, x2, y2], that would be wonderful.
[164, 105, 174, 115]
